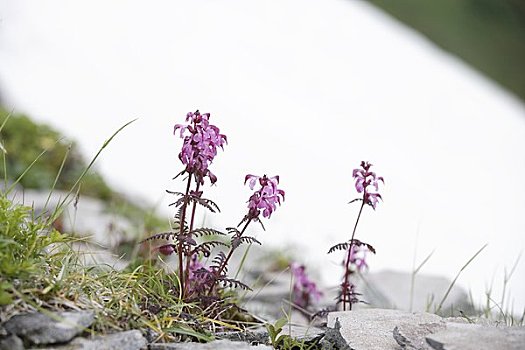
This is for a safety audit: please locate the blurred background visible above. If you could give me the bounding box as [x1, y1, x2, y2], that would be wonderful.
[1, 0, 524, 315]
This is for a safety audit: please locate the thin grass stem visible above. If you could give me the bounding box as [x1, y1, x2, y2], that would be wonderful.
[435, 243, 487, 314]
[410, 249, 435, 312]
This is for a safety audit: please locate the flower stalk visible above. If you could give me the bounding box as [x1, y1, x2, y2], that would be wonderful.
[328, 161, 383, 311]
[342, 200, 365, 311]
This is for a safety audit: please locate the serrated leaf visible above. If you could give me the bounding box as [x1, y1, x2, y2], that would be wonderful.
[190, 228, 225, 237]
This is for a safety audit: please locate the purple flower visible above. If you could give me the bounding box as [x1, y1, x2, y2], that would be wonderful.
[173, 110, 227, 185]
[291, 263, 323, 308]
[352, 161, 384, 209]
[349, 244, 369, 272]
[189, 254, 207, 280]
[244, 174, 285, 219]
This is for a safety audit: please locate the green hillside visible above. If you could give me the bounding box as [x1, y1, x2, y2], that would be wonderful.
[0, 108, 112, 199]
[366, 0, 525, 102]
[0, 108, 165, 233]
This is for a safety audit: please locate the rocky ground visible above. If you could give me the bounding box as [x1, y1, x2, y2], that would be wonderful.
[3, 190, 523, 349]
[1, 308, 524, 349]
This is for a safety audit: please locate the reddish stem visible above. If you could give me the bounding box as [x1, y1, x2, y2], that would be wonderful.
[183, 182, 200, 294]
[177, 175, 193, 298]
[342, 200, 365, 311]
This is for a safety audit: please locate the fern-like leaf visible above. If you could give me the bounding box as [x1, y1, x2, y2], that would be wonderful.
[327, 239, 376, 254]
[217, 277, 252, 291]
[327, 242, 349, 254]
[192, 267, 214, 280]
[174, 207, 187, 227]
[231, 235, 261, 250]
[189, 228, 225, 237]
[166, 190, 185, 197]
[226, 227, 240, 235]
[139, 231, 177, 243]
[169, 196, 187, 208]
[210, 251, 227, 274]
[193, 197, 220, 213]
[192, 241, 229, 257]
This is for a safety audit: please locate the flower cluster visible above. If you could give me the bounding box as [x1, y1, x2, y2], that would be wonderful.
[245, 175, 285, 219]
[290, 263, 322, 309]
[353, 161, 384, 209]
[174, 110, 227, 185]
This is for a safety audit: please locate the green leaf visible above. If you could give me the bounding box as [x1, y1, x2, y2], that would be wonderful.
[163, 326, 214, 343]
[274, 317, 288, 330]
[0, 282, 13, 305]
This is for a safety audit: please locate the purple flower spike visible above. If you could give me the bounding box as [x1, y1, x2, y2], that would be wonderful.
[291, 263, 323, 308]
[352, 161, 384, 209]
[245, 174, 285, 219]
[174, 110, 227, 185]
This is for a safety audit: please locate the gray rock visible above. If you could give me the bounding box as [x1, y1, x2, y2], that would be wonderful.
[217, 324, 325, 346]
[37, 330, 148, 350]
[393, 322, 446, 350]
[327, 309, 443, 350]
[0, 334, 24, 350]
[216, 328, 269, 344]
[281, 324, 324, 342]
[149, 339, 273, 349]
[320, 318, 351, 350]
[425, 323, 525, 350]
[3, 311, 94, 346]
[356, 270, 474, 315]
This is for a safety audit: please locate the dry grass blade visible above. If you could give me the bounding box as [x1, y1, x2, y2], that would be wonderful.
[409, 249, 435, 312]
[435, 243, 487, 314]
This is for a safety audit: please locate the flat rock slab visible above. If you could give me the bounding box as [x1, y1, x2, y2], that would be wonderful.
[0, 334, 24, 350]
[3, 311, 94, 346]
[393, 322, 446, 350]
[426, 323, 525, 350]
[150, 339, 273, 349]
[328, 309, 443, 350]
[63, 330, 146, 350]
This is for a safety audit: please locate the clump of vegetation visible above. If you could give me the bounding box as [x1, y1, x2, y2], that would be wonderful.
[0, 109, 282, 344]
[141, 110, 285, 322]
[0, 116, 219, 342]
[2, 107, 520, 350]
[0, 191, 214, 341]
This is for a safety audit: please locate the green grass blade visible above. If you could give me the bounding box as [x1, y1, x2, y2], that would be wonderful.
[163, 326, 214, 342]
[43, 142, 71, 213]
[6, 147, 49, 194]
[55, 119, 137, 213]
